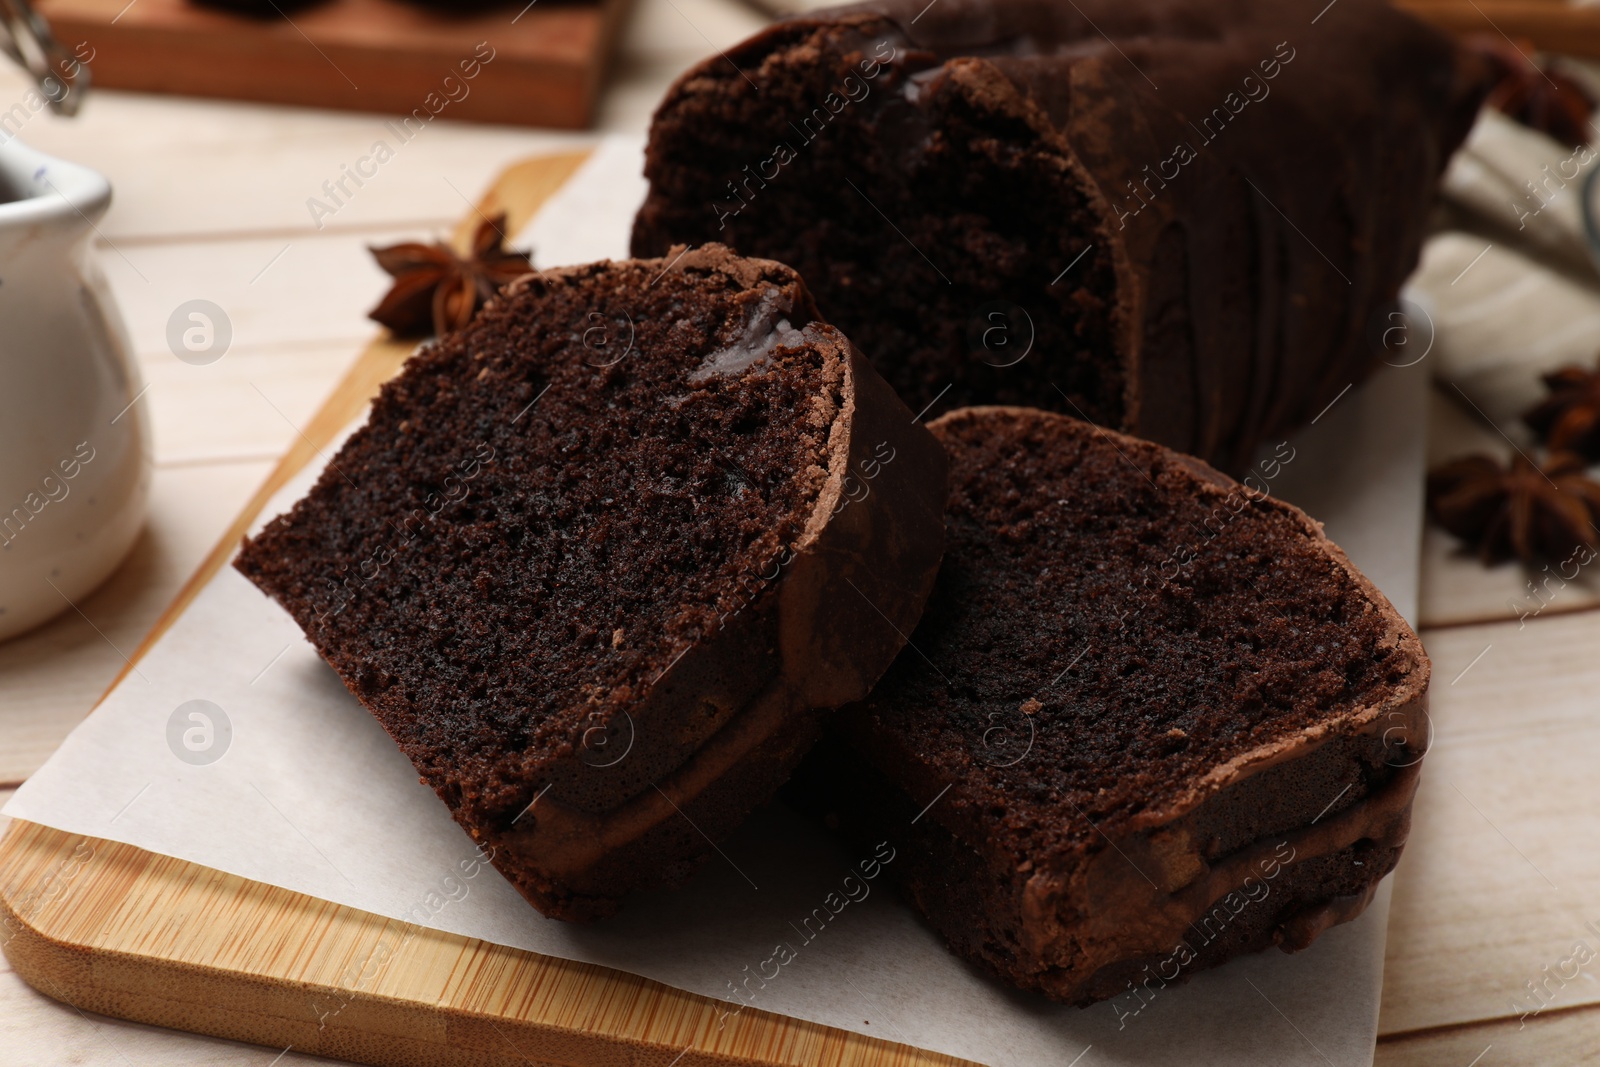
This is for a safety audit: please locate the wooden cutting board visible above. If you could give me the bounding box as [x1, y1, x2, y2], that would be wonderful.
[37, 0, 634, 128]
[0, 149, 967, 1067]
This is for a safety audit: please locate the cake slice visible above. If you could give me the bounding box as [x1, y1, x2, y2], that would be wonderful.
[235, 245, 947, 920]
[791, 406, 1428, 1005]
[631, 0, 1484, 471]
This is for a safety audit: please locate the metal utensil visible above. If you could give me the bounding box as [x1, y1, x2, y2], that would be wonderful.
[0, 0, 87, 117]
[1584, 164, 1600, 265]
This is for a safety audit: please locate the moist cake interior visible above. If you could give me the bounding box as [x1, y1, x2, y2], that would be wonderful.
[237, 257, 844, 829]
[632, 25, 1125, 426]
[873, 411, 1415, 860]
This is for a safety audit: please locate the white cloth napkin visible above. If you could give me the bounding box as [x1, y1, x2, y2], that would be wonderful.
[1423, 107, 1600, 434]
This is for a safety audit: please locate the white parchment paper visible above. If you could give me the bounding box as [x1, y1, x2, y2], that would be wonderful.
[5, 135, 1428, 1067]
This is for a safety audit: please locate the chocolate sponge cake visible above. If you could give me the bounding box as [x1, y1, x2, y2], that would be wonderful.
[791, 406, 1429, 1004]
[235, 245, 947, 920]
[632, 0, 1485, 471]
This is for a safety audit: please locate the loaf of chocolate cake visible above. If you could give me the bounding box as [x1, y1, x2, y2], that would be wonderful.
[235, 245, 948, 920]
[791, 406, 1429, 1005]
[632, 0, 1485, 471]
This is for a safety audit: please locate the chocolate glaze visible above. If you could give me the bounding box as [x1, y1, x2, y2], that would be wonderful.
[633, 0, 1487, 471]
[1065, 701, 1424, 1002]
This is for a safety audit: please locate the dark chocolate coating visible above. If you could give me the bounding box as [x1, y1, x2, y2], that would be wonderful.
[632, 0, 1486, 471]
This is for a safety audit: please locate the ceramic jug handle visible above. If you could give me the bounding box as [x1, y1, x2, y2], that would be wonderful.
[0, 0, 88, 117]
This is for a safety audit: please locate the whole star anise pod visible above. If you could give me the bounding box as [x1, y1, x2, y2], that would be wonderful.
[1466, 36, 1597, 147]
[1525, 358, 1600, 458]
[367, 214, 534, 337]
[1427, 451, 1600, 564]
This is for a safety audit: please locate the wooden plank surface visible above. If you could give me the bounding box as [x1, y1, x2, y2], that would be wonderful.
[38, 0, 636, 129]
[1379, 1006, 1600, 1066]
[1380, 611, 1600, 1038]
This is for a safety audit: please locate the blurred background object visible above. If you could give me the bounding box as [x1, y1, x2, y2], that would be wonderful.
[0, 0, 88, 114]
[31, 0, 635, 128]
[1398, 0, 1600, 58]
[1466, 33, 1597, 147]
[0, 139, 150, 642]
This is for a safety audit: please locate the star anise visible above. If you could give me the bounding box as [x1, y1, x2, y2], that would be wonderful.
[367, 214, 534, 337]
[1466, 36, 1597, 147]
[1525, 358, 1600, 458]
[1427, 451, 1600, 564]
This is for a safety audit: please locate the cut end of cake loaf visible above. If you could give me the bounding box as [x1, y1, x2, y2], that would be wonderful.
[632, 11, 1130, 430]
[235, 244, 947, 920]
[791, 405, 1429, 1004]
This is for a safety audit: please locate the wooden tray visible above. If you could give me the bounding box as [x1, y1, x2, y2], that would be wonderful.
[0, 149, 963, 1067]
[1396, 0, 1600, 60]
[38, 0, 634, 128]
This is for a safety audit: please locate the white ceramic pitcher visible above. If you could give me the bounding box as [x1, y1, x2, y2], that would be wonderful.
[0, 139, 150, 641]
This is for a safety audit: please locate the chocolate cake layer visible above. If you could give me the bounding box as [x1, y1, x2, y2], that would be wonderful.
[235, 245, 948, 920]
[791, 406, 1429, 1003]
[631, 0, 1485, 471]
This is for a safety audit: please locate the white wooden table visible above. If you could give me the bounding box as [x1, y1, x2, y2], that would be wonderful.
[2, 7, 1599, 1060]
